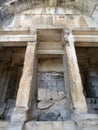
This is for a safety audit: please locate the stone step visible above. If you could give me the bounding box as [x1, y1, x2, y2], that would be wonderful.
[0, 121, 9, 130]
[86, 98, 98, 109]
[25, 121, 77, 130]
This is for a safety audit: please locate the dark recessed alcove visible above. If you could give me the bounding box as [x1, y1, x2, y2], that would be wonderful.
[76, 47, 98, 114]
[0, 46, 26, 121]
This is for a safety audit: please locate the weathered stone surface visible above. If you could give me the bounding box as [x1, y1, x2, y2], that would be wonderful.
[38, 112, 60, 121]
[86, 98, 98, 114]
[38, 88, 65, 101]
[36, 64, 70, 121]
[52, 90, 65, 100]
[37, 98, 71, 121]
[6, 99, 16, 109]
[92, 6, 98, 24]
[0, 103, 6, 116]
[1, 2, 98, 130]
[0, 121, 9, 130]
[49, 0, 57, 7]
[38, 88, 51, 100]
[10, 108, 27, 123]
[63, 121, 77, 130]
[38, 113, 47, 121]
[46, 112, 58, 121]
[25, 121, 77, 130]
[79, 125, 98, 130]
[7, 122, 24, 130]
[16, 44, 36, 109]
[72, 113, 98, 125]
[48, 99, 71, 120]
[5, 108, 14, 120]
[38, 100, 54, 110]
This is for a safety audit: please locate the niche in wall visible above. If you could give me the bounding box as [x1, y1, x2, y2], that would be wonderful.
[0, 46, 26, 120]
[30, 29, 72, 121]
[76, 47, 98, 114]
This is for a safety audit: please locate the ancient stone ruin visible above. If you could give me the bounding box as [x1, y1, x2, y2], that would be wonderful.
[0, 0, 98, 130]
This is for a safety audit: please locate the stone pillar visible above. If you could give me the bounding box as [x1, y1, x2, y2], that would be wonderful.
[7, 41, 37, 130]
[63, 31, 87, 113]
[16, 42, 36, 109]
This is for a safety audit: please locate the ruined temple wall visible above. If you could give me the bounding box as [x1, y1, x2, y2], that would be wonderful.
[4, 7, 98, 29]
[1, 5, 98, 130]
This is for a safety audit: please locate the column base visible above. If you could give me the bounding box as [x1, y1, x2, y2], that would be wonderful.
[6, 108, 27, 130]
[10, 108, 27, 123]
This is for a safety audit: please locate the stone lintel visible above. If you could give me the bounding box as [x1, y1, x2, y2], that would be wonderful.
[64, 29, 98, 44]
[0, 27, 30, 35]
[72, 27, 98, 32]
[74, 35, 98, 43]
[0, 35, 36, 42]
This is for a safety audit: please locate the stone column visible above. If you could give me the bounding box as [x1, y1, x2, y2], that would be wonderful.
[16, 42, 36, 109]
[63, 30, 87, 113]
[7, 41, 37, 130]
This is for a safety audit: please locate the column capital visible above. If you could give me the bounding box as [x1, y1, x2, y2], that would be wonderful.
[63, 30, 75, 46]
[27, 41, 37, 46]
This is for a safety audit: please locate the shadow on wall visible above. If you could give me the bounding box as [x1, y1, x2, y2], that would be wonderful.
[0, 47, 26, 121]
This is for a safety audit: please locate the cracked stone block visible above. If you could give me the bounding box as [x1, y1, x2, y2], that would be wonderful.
[38, 88, 65, 101]
[38, 88, 51, 100]
[52, 90, 65, 101]
[38, 100, 54, 110]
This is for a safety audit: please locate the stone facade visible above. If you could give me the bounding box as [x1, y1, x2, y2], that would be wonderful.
[0, 1, 98, 130]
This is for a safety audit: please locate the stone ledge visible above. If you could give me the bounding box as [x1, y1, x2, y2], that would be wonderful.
[0, 121, 9, 128]
[71, 113, 98, 125]
[7, 122, 24, 130]
[25, 121, 77, 130]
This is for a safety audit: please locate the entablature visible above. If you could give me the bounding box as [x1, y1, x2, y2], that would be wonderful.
[0, 27, 98, 47]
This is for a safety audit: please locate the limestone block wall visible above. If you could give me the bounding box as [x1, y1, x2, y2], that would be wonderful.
[4, 6, 98, 29]
[0, 0, 98, 30]
[0, 4, 98, 130]
[33, 58, 72, 121]
[29, 29, 72, 121]
[75, 0, 98, 24]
